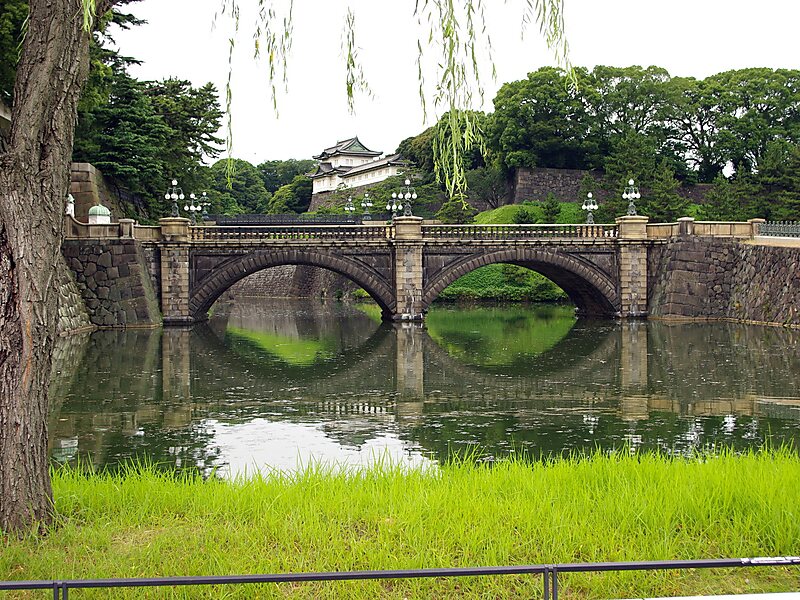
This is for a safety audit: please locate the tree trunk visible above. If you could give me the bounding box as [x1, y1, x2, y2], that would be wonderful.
[0, 0, 104, 535]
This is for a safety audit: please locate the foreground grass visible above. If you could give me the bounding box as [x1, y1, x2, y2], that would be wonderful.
[2, 450, 799, 598]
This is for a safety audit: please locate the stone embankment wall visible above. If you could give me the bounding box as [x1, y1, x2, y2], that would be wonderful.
[62, 239, 161, 327]
[56, 260, 93, 336]
[649, 237, 800, 327]
[512, 167, 713, 205]
[228, 265, 358, 299]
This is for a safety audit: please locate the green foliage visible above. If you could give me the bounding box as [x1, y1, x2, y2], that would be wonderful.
[512, 206, 537, 224]
[72, 26, 223, 218]
[73, 71, 172, 215]
[205, 159, 271, 215]
[436, 264, 566, 303]
[16, 450, 800, 597]
[432, 109, 488, 200]
[489, 67, 603, 171]
[644, 160, 689, 222]
[753, 140, 800, 220]
[352, 173, 445, 219]
[465, 164, 508, 209]
[0, 0, 27, 102]
[257, 159, 317, 194]
[475, 202, 583, 225]
[541, 192, 561, 223]
[435, 198, 477, 224]
[266, 174, 313, 214]
[699, 174, 743, 221]
[397, 127, 435, 174]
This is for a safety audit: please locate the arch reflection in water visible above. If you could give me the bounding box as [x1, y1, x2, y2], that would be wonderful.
[48, 300, 800, 475]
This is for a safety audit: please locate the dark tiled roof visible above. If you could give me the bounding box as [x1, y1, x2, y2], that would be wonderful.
[313, 136, 381, 160]
[308, 162, 353, 179]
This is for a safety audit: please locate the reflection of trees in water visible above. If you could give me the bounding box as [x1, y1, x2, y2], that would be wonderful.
[47, 301, 800, 472]
[49, 328, 221, 474]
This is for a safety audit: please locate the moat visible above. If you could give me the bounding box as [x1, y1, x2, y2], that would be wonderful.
[48, 300, 800, 475]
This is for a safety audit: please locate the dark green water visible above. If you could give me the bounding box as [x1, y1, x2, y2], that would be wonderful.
[49, 300, 800, 475]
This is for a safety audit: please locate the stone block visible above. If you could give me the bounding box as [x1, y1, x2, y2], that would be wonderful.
[118, 263, 130, 277]
[106, 267, 119, 279]
[96, 286, 110, 300]
[97, 253, 113, 268]
[84, 262, 97, 277]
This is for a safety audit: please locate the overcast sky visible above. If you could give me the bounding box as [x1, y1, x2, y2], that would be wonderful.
[114, 1, 799, 165]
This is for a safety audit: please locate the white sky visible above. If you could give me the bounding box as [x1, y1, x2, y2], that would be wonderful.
[114, 0, 800, 164]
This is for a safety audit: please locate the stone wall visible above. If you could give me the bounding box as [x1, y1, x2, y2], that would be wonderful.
[56, 259, 93, 336]
[649, 237, 800, 327]
[229, 265, 359, 299]
[69, 163, 130, 222]
[513, 167, 600, 203]
[512, 167, 714, 206]
[62, 239, 161, 327]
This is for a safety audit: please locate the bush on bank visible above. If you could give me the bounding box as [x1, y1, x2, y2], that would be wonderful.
[2, 449, 799, 598]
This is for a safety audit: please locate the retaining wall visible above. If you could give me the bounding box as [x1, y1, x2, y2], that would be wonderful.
[62, 239, 161, 327]
[649, 237, 800, 327]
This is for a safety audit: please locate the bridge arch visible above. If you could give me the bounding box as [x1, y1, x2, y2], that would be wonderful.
[423, 248, 619, 316]
[189, 249, 396, 321]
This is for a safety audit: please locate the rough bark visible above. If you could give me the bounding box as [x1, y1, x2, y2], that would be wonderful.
[0, 0, 111, 535]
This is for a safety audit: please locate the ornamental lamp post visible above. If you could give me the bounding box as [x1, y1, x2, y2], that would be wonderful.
[195, 191, 210, 222]
[387, 193, 402, 223]
[581, 192, 599, 224]
[184, 193, 203, 225]
[344, 196, 356, 221]
[164, 179, 185, 218]
[623, 178, 641, 216]
[395, 178, 418, 217]
[361, 192, 373, 221]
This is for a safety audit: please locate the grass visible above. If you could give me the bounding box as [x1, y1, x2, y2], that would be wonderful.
[2, 449, 799, 598]
[435, 263, 567, 303]
[474, 201, 584, 225]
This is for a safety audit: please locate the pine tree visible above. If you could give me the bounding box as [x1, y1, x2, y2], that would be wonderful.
[646, 159, 688, 222]
[541, 192, 561, 223]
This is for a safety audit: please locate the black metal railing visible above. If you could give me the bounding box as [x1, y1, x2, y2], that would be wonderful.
[2, 556, 797, 599]
[760, 221, 800, 237]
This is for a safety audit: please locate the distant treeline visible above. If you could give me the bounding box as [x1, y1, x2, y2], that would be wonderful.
[400, 66, 800, 222]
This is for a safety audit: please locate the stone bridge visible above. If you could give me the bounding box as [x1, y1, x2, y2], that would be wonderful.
[63, 215, 783, 327]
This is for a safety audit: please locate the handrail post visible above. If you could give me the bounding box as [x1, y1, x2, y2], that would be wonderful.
[748, 218, 765, 239]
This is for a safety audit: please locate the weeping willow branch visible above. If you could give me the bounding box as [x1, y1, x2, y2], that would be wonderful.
[342, 8, 373, 113]
[214, 1, 569, 201]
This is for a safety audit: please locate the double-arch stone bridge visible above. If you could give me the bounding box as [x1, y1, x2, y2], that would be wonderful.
[63, 215, 775, 326]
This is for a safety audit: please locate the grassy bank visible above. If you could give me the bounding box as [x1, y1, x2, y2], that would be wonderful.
[2, 450, 799, 598]
[435, 263, 567, 303]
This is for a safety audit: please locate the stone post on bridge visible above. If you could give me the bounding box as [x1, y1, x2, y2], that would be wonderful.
[159, 217, 194, 325]
[392, 216, 425, 321]
[616, 215, 649, 318]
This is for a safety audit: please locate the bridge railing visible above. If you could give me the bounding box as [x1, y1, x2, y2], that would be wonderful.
[189, 224, 393, 242]
[422, 223, 618, 240]
[759, 221, 800, 237]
